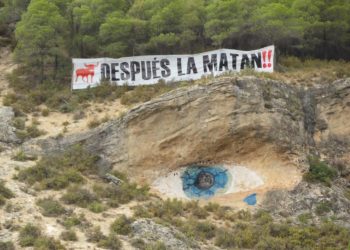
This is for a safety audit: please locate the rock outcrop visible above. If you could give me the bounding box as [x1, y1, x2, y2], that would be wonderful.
[22, 76, 350, 208]
[0, 106, 19, 146]
[131, 219, 197, 250]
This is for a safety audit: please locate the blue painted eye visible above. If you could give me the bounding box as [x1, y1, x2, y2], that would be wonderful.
[152, 164, 264, 204]
[181, 165, 231, 199]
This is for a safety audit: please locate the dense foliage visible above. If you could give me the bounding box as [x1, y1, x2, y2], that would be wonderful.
[1, 0, 350, 83]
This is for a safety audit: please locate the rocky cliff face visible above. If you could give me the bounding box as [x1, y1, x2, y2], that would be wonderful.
[21, 76, 350, 211]
[0, 106, 19, 147]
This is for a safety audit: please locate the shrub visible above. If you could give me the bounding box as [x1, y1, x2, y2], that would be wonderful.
[60, 230, 78, 241]
[145, 241, 167, 250]
[131, 238, 146, 249]
[19, 224, 42, 247]
[88, 201, 106, 213]
[17, 144, 98, 190]
[33, 236, 66, 250]
[41, 108, 50, 116]
[12, 150, 37, 161]
[87, 119, 101, 129]
[181, 219, 216, 241]
[304, 156, 337, 186]
[92, 177, 149, 206]
[120, 83, 174, 106]
[233, 224, 259, 248]
[97, 233, 122, 250]
[0, 182, 14, 199]
[36, 198, 66, 217]
[0, 181, 14, 207]
[61, 214, 83, 229]
[0, 241, 15, 250]
[315, 201, 332, 215]
[12, 117, 25, 130]
[255, 236, 288, 250]
[204, 202, 220, 212]
[0, 195, 6, 206]
[15, 123, 46, 141]
[191, 206, 209, 219]
[254, 210, 273, 225]
[86, 226, 106, 243]
[61, 186, 98, 208]
[215, 230, 236, 248]
[298, 213, 312, 224]
[110, 215, 133, 235]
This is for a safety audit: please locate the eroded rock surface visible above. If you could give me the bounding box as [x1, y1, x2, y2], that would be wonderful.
[0, 106, 19, 146]
[131, 219, 197, 250]
[22, 76, 350, 208]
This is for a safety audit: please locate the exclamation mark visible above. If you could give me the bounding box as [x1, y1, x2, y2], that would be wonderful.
[267, 50, 272, 68]
[262, 51, 267, 68]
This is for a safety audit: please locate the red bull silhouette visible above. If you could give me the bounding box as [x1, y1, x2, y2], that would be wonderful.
[75, 63, 99, 83]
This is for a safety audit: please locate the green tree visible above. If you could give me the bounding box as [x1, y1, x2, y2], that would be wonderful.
[99, 11, 147, 57]
[14, 0, 68, 82]
[251, 2, 307, 54]
[0, 0, 30, 37]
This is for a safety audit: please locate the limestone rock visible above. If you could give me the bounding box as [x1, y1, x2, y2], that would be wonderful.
[131, 219, 197, 250]
[0, 106, 19, 145]
[262, 182, 350, 228]
[21, 76, 350, 211]
[22, 76, 310, 182]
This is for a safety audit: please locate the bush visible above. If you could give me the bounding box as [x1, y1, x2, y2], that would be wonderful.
[86, 226, 106, 243]
[0, 182, 14, 199]
[315, 201, 332, 215]
[17, 144, 98, 190]
[203, 202, 220, 212]
[0, 195, 6, 206]
[120, 83, 174, 106]
[97, 233, 122, 250]
[255, 236, 288, 250]
[88, 201, 106, 213]
[61, 186, 98, 208]
[110, 215, 133, 235]
[0, 241, 15, 250]
[15, 123, 46, 141]
[33, 236, 66, 250]
[87, 119, 101, 129]
[304, 156, 337, 186]
[61, 214, 83, 229]
[0, 182, 14, 207]
[12, 150, 37, 161]
[19, 224, 42, 247]
[181, 219, 216, 241]
[36, 198, 66, 217]
[191, 206, 209, 219]
[144, 241, 167, 250]
[60, 230, 78, 241]
[11, 117, 25, 130]
[92, 177, 149, 206]
[215, 230, 236, 248]
[41, 108, 50, 116]
[131, 238, 146, 249]
[298, 213, 312, 224]
[254, 210, 273, 225]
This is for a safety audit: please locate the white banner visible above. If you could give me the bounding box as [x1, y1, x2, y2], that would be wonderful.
[72, 45, 274, 90]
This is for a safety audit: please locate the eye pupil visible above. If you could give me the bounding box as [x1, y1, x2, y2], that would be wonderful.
[195, 171, 214, 190]
[181, 165, 230, 198]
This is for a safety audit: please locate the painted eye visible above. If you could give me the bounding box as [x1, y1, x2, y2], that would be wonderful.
[152, 164, 264, 205]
